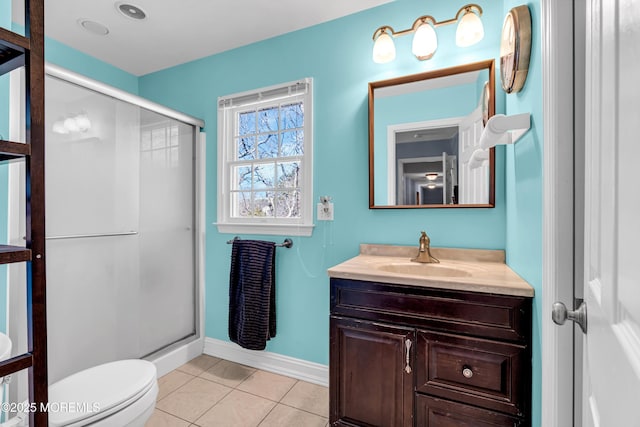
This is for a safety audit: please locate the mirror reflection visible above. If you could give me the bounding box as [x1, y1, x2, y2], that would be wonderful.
[369, 60, 495, 208]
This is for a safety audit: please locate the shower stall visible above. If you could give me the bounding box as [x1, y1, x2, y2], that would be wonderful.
[5, 64, 204, 400]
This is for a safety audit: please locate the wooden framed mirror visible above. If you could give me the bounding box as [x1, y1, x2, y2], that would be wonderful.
[369, 59, 495, 208]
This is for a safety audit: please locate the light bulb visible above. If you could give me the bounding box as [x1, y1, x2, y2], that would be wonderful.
[412, 22, 438, 60]
[372, 31, 396, 64]
[456, 10, 484, 47]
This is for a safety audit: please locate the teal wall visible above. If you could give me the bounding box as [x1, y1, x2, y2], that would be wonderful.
[44, 37, 139, 94]
[8, 22, 138, 94]
[502, 2, 543, 426]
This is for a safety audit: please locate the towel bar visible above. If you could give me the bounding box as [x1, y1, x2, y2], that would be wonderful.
[226, 236, 293, 248]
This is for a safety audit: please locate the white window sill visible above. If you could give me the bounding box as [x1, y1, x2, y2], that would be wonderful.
[215, 222, 315, 237]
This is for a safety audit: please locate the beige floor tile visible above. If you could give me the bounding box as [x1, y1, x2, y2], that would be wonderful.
[157, 370, 196, 401]
[280, 381, 329, 417]
[194, 389, 276, 427]
[199, 359, 257, 388]
[145, 409, 191, 427]
[236, 370, 297, 402]
[156, 377, 232, 422]
[258, 404, 328, 427]
[176, 355, 222, 376]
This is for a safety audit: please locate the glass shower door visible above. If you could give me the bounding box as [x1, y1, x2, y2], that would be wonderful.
[138, 110, 195, 356]
[44, 76, 196, 383]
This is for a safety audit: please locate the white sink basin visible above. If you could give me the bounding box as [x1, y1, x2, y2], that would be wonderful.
[0, 332, 12, 361]
[376, 262, 472, 278]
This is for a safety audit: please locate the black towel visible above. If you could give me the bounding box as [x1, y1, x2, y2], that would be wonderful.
[228, 239, 276, 350]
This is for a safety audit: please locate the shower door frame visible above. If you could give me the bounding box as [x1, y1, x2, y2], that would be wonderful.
[8, 63, 206, 380]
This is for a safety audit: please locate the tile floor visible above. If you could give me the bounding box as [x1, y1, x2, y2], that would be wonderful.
[146, 355, 329, 427]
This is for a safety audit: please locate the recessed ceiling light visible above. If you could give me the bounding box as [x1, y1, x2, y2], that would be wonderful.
[77, 19, 110, 36]
[116, 2, 147, 20]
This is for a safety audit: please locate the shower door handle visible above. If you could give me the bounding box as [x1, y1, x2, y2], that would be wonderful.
[46, 231, 138, 240]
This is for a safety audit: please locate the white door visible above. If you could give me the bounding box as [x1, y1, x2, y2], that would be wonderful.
[458, 106, 486, 204]
[582, 0, 640, 425]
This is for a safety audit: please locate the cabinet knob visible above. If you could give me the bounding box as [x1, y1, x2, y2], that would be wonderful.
[462, 366, 473, 379]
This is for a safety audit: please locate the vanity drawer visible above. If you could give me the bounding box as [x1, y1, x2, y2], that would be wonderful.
[415, 330, 529, 417]
[415, 394, 524, 427]
[330, 278, 531, 341]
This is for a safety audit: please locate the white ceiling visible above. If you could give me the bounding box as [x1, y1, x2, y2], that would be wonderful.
[28, 0, 393, 76]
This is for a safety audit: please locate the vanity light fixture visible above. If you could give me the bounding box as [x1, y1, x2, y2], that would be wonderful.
[372, 4, 484, 64]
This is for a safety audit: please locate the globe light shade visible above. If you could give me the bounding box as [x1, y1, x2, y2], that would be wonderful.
[52, 120, 69, 135]
[372, 31, 396, 64]
[64, 117, 80, 133]
[412, 22, 437, 60]
[456, 11, 484, 47]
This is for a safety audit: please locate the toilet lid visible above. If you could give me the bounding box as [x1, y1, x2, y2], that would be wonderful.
[48, 359, 156, 427]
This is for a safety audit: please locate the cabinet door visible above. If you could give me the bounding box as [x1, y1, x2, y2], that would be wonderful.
[330, 316, 414, 427]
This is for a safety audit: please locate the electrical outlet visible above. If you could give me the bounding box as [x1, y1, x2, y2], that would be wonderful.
[317, 202, 334, 221]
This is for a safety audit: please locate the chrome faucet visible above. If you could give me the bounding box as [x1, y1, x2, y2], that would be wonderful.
[411, 231, 440, 264]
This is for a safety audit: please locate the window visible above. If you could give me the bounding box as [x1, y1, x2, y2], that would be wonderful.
[216, 79, 313, 236]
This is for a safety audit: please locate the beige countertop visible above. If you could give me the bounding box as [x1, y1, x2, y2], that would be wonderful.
[327, 244, 534, 297]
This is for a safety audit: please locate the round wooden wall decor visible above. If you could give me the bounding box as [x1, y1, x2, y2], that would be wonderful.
[500, 5, 532, 93]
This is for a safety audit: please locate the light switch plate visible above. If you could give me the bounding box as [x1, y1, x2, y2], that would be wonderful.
[317, 202, 334, 221]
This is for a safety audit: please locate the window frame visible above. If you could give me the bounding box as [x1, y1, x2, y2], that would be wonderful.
[216, 79, 314, 236]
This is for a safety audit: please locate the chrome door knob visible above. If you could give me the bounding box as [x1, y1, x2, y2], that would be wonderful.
[552, 300, 587, 334]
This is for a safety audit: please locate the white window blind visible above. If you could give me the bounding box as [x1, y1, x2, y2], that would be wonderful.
[218, 79, 311, 109]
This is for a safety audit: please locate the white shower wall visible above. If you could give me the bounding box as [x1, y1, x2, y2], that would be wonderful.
[43, 76, 198, 383]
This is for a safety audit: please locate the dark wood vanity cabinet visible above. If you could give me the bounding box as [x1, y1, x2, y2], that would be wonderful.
[329, 278, 532, 427]
[331, 317, 414, 426]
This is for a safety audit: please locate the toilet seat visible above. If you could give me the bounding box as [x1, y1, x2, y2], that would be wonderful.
[48, 360, 157, 427]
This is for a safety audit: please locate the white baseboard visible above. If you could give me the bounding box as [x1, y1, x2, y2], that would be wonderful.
[150, 337, 204, 378]
[204, 337, 329, 387]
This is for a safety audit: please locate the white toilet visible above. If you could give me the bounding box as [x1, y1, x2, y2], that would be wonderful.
[47, 359, 158, 427]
